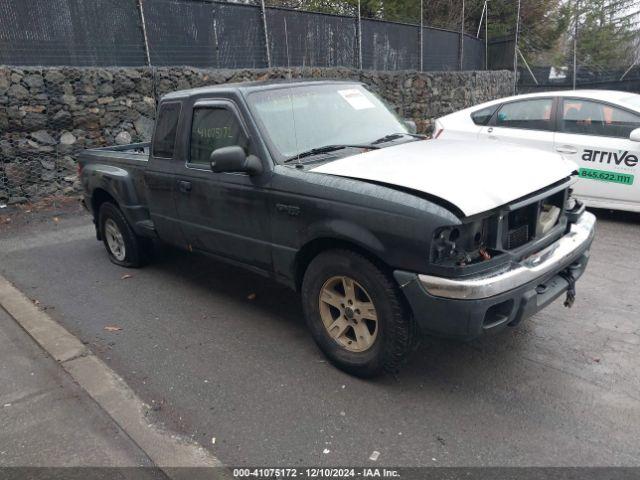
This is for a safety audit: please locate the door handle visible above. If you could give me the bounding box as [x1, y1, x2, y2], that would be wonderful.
[486, 127, 498, 139]
[178, 180, 192, 193]
[556, 145, 578, 154]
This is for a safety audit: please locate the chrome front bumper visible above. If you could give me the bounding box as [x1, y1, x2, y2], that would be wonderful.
[418, 212, 596, 300]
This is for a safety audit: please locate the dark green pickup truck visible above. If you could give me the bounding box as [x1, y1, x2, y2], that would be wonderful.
[79, 80, 595, 376]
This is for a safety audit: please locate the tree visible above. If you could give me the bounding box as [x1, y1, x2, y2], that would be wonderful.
[571, 0, 639, 69]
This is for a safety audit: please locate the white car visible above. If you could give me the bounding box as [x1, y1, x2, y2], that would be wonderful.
[435, 90, 640, 212]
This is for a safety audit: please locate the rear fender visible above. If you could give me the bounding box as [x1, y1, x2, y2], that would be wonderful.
[84, 164, 148, 234]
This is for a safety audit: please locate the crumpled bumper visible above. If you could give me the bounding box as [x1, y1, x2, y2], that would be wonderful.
[394, 212, 596, 339]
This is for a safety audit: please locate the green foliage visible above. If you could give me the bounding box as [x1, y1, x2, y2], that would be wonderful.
[572, 0, 639, 68]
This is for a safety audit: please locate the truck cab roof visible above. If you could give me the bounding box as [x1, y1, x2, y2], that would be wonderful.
[161, 79, 362, 101]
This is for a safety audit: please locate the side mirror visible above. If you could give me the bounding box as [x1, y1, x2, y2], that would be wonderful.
[210, 146, 263, 176]
[630, 128, 640, 142]
[404, 119, 417, 134]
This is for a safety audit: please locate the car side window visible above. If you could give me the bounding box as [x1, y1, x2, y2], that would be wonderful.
[152, 102, 181, 158]
[561, 99, 640, 138]
[189, 106, 248, 166]
[495, 99, 553, 131]
[471, 105, 498, 126]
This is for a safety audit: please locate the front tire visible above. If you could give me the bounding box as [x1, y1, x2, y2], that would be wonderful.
[98, 202, 152, 268]
[301, 250, 414, 377]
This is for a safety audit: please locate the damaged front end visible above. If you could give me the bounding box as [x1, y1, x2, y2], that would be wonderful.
[428, 182, 572, 279]
[393, 184, 595, 339]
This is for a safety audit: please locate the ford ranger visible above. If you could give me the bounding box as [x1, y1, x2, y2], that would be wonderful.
[79, 80, 596, 377]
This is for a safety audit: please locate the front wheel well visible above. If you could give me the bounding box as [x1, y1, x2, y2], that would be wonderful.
[294, 238, 389, 292]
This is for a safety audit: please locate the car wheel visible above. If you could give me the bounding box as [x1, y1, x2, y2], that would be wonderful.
[99, 202, 152, 268]
[301, 249, 414, 377]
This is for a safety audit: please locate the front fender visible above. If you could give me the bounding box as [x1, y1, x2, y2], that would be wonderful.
[303, 219, 386, 257]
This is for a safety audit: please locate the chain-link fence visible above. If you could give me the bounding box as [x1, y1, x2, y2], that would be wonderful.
[0, 0, 486, 71]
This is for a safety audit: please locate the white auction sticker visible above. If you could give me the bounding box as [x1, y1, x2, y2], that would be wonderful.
[338, 88, 375, 110]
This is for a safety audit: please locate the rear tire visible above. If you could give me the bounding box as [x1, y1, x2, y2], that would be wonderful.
[98, 202, 152, 268]
[301, 249, 413, 377]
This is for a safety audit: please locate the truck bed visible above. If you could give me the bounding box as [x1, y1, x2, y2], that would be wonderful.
[81, 142, 150, 166]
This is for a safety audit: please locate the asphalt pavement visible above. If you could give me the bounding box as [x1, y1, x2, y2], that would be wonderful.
[0, 206, 638, 467]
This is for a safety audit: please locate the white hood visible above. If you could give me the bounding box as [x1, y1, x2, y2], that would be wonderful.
[310, 140, 576, 216]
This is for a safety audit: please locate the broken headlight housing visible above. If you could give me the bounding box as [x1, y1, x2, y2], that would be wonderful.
[431, 218, 495, 267]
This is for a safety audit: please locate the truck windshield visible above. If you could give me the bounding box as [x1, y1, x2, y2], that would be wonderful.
[247, 84, 409, 162]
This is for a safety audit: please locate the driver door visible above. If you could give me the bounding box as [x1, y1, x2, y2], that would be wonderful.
[173, 100, 272, 272]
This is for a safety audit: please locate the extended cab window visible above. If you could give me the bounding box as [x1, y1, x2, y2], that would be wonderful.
[152, 102, 181, 158]
[471, 105, 498, 125]
[190, 107, 248, 165]
[495, 99, 553, 131]
[561, 99, 640, 138]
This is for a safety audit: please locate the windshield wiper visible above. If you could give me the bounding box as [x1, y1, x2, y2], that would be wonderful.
[370, 132, 427, 145]
[284, 144, 378, 163]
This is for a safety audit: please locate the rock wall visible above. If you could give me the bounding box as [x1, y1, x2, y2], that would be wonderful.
[0, 66, 513, 203]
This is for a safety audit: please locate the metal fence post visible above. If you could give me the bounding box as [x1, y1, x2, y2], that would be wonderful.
[260, 0, 271, 68]
[573, 0, 579, 89]
[459, 0, 464, 70]
[513, 0, 521, 93]
[476, 0, 487, 69]
[485, 0, 488, 70]
[136, 0, 156, 105]
[419, 0, 424, 72]
[136, 0, 152, 67]
[620, 62, 638, 81]
[357, 0, 363, 69]
[284, 17, 290, 69]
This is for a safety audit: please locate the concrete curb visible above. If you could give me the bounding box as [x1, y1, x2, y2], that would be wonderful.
[0, 273, 224, 476]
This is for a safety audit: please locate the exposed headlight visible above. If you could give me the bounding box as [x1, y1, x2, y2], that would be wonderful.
[431, 219, 492, 266]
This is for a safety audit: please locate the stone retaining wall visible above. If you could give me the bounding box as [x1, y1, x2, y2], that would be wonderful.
[0, 66, 513, 203]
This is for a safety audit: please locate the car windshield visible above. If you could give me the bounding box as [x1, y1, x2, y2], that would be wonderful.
[247, 84, 409, 162]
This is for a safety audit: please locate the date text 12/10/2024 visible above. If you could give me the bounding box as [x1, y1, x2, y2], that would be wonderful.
[233, 468, 401, 478]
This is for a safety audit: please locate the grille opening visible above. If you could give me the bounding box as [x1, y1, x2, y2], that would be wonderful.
[506, 203, 537, 249]
[507, 224, 529, 249]
[483, 300, 515, 329]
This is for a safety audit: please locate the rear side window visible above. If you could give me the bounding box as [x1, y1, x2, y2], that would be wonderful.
[561, 99, 640, 138]
[495, 99, 554, 131]
[189, 107, 248, 165]
[471, 105, 498, 125]
[152, 102, 181, 158]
